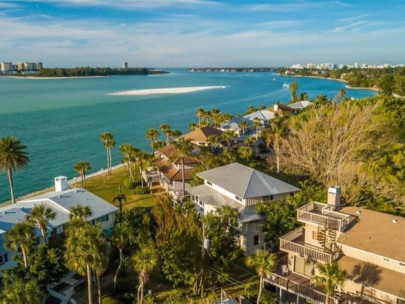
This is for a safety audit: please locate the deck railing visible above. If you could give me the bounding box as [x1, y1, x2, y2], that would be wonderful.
[279, 227, 335, 263]
[265, 272, 338, 304]
[297, 202, 355, 231]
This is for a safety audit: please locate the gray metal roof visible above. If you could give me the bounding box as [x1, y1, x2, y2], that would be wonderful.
[187, 184, 264, 223]
[244, 110, 275, 122]
[197, 163, 300, 199]
[0, 188, 117, 235]
[288, 100, 312, 110]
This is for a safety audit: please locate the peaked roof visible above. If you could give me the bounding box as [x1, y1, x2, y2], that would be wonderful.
[268, 103, 295, 114]
[197, 163, 300, 199]
[181, 126, 223, 142]
[288, 100, 312, 110]
[244, 110, 276, 122]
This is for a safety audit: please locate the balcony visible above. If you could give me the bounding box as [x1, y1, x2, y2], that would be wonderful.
[297, 202, 356, 231]
[265, 265, 339, 304]
[279, 227, 337, 263]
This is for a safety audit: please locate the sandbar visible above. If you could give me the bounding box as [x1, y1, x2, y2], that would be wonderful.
[108, 86, 227, 96]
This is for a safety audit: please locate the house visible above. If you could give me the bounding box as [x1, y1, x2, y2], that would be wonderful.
[268, 103, 295, 115]
[143, 144, 200, 200]
[0, 176, 117, 276]
[219, 117, 252, 136]
[287, 100, 313, 111]
[187, 163, 300, 255]
[179, 126, 223, 147]
[243, 109, 276, 126]
[265, 186, 405, 304]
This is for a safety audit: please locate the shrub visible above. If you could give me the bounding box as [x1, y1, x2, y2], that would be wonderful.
[102, 296, 122, 304]
[134, 186, 150, 194]
[124, 179, 140, 190]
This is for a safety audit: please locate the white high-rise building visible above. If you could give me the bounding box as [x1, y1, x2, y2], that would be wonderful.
[122, 62, 128, 69]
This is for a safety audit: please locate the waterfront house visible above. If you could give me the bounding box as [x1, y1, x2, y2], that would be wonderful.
[142, 144, 200, 200]
[243, 109, 276, 126]
[265, 186, 405, 304]
[268, 103, 295, 115]
[287, 100, 313, 111]
[179, 126, 223, 147]
[0, 176, 117, 276]
[187, 163, 300, 255]
[219, 117, 252, 136]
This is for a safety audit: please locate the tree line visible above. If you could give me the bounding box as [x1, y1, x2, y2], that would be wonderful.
[35, 67, 167, 77]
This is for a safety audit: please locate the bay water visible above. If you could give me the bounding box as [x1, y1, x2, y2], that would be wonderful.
[0, 69, 376, 202]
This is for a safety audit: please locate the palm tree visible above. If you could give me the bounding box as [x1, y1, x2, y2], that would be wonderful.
[133, 241, 158, 304]
[26, 204, 56, 243]
[146, 128, 160, 153]
[189, 122, 198, 132]
[100, 132, 115, 174]
[4, 221, 35, 268]
[111, 220, 136, 294]
[0, 137, 30, 204]
[196, 107, 205, 127]
[246, 250, 277, 304]
[74, 160, 91, 188]
[238, 146, 254, 162]
[65, 205, 108, 304]
[311, 262, 346, 303]
[253, 118, 262, 140]
[113, 186, 126, 222]
[119, 144, 138, 181]
[160, 123, 172, 146]
[168, 129, 182, 142]
[173, 138, 193, 198]
[289, 79, 298, 102]
[239, 120, 249, 135]
[221, 130, 236, 149]
[210, 109, 222, 127]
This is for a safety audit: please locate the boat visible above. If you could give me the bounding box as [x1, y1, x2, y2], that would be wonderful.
[283, 83, 289, 88]
[272, 78, 276, 80]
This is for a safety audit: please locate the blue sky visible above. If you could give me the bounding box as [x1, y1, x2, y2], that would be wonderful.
[0, 0, 404, 67]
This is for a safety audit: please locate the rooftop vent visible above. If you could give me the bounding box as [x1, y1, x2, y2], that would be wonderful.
[392, 219, 398, 224]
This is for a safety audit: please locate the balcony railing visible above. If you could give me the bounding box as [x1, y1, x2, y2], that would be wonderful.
[279, 227, 336, 263]
[297, 202, 356, 231]
[265, 272, 338, 304]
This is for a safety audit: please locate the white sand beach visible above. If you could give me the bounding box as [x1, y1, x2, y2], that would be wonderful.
[108, 86, 227, 96]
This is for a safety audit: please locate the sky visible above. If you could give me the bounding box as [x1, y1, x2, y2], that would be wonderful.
[0, 0, 404, 67]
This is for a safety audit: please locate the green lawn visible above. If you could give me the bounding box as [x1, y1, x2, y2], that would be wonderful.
[76, 166, 161, 209]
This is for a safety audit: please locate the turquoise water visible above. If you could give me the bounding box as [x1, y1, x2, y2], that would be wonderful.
[0, 69, 376, 201]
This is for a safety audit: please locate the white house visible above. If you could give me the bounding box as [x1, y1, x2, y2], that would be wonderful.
[187, 163, 300, 255]
[0, 176, 118, 275]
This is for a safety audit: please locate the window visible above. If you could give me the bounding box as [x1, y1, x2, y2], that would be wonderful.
[0, 253, 8, 265]
[312, 231, 319, 240]
[93, 214, 109, 224]
[253, 235, 259, 246]
[263, 195, 274, 201]
[235, 196, 242, 202]
[51, 227, 57, 235]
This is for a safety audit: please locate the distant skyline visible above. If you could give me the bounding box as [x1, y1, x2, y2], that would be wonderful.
[1, 0, 405, 67]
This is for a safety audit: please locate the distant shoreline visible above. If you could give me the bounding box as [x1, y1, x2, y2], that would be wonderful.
[5, 75, 110, 80]
[293, 75, 379, 92]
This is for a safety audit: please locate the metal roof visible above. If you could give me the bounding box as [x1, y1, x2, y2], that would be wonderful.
[288, 100, 312, 110]
[197, 163, 300, 199]
[0, 188, 117, 235]
[244, 110, 276, 122]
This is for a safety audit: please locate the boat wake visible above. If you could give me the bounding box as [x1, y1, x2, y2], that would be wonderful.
[107, 86, 227, 96]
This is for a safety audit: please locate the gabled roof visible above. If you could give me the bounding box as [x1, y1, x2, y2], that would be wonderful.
[196, 163, 300, 199]
[244, 110, 275, 122]
[157, 144, 199, 164]
[268, 103, 295, 114]
[288, 100, 312, 110]
[337, 207, 405, 262]
[181, 127, 223, 142]
[220, 117, 251, 130]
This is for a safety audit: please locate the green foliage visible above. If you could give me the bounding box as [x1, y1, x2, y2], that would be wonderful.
[311, 262, 346, 296]
[258, 181, 326, 248]
[124, 178, 140, 190]
[0, 278, 42, 304]
[378, 73, 395, 96]
[37, 67, 167, 77]
[134, 185, 150, 194]
[101, 296, 122, 304]
[4, 243, 66, 293]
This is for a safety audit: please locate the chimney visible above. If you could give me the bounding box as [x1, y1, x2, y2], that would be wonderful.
[274, 104, 279, 111]
[327, 186, 341, 210]
[55, 176, 68, 192]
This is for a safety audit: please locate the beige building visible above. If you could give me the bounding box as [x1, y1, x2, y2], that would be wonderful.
[265, 187, 405, 304]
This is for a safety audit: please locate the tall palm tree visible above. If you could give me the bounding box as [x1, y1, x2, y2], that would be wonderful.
[65, 205, 108, 304]
[133, 241, 158, 304]
[0, 137, 30, 204]
[221, 130, 236, 149]
[111, 220, 136, 294]
[196, 107, 205, 127]
[160, 123, 172, 146]
[119, 144, 138, 181]
[246, 250, 277, 304]
[173, 138, 193, 198]
[289, 79, 298, 102]
[239, 120, 249, 135]
[311, 262, 346, 303]
[113, 186, 126, 222]
[100, 132, 115, 174]
[26, 204, 56, 243]
[146, 128, 160, 153]
[238, 146, 254, 162]
[253, 118, 262, 140]
[74, 160, 91, 188]
[4, 221, 35, 268]
[210, 109, 222, 127]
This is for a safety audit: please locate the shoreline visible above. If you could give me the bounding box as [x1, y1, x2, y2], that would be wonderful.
[4, 75, 110, 80]
[292, 75, 379, 92]
[108, 86, 228, 96]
